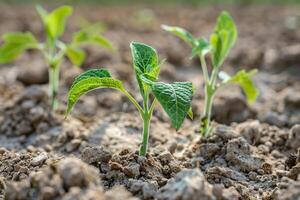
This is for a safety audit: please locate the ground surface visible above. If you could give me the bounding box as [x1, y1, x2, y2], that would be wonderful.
[0, 4, 300, 200]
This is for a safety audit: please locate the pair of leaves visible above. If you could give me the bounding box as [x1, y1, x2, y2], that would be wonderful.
[67, 43, 193, 130]
[36, 5, 73, 39]
[0, 32, 38, 63]
[66, 68, 193, 130]
[162, 11, 237, 68]
[130, 42, 193, 129]
[219, 69, 259, 103]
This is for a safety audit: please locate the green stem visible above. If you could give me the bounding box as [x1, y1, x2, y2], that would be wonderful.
[201, 85, 215, 137]
[49, 63, 59, 110]
[199, 54, 219, 137]
[139, 114, 150, 156]
[139, 92, 151, 156]
[200, 55, 209, 83]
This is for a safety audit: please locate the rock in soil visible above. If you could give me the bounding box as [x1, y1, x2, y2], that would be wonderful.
[157, 169, 215, 200]
[0, 85, 59, 137]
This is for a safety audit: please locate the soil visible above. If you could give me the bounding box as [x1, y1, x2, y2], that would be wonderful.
[0, 4, 300, 200]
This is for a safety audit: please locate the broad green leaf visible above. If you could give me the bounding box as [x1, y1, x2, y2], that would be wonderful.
[66, 76, 124, 116]
[228, 69, 259, 103]
[130, 42, 158, 74]
[72, 30, 113, 50]
[0, 32, 38, 63]
[210, 11, 237, 68]
[161, 25, 196, 47]
[46, 6, 73, 38]
[70, 68, 111, 89]
[151, 81, 193, 130]
[130, 42, 160, 96]
[66, 45, 86, 66]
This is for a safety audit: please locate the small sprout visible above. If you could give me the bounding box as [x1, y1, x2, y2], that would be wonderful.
[65, 42, 193, 156]
[162, 11, 259, 137]
[0, 5, 113, 110]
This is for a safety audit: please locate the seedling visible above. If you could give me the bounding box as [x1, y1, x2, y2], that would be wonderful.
[162, 11, 259, 137]
[65, 42, 193, 156]
[0, 5, 113, 110]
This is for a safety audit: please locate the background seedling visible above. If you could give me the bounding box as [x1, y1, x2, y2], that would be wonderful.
[162, 11, 259, 137]
[0, 5, 113, 110]
[65, 42, 193, 156]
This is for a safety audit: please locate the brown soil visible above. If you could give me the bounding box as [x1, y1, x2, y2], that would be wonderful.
[0, 4, 300, 200]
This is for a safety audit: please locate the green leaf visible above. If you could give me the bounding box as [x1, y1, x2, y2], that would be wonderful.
[151, 81, 193, 130]
[130, 42, 160, 96]
[72, 30, 113, 50]
[70, 69, 111, 89]
[0, 32, 38, 63]
[161, 24, 196, 47]
[130, 42, 158, 74]
[66, 69, 124, 116]
[39, 5, 73, 39]
[228, 69, 259, 103]
[66, 45, 86, 66]
[210, 11, 237, 68]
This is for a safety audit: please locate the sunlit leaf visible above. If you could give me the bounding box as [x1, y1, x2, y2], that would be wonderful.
[0, 32, 38, 63]
[228, 69, 259, 103]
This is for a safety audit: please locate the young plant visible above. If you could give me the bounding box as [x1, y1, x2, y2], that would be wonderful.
[162, 11, 259, 137]
[0, 5, 113, 110]
[65, 42, 193, 156]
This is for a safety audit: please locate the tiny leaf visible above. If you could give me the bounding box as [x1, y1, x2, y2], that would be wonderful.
[151, 81, 193, 130]
[161, 24, 196, 47]
[187, 107, 193, 120]
[210, 11, 237, 68]
[0, 32, 38, 63]
[47, 5, 73, 38]
[228, 69, 259, 103]
[66, 45, 86, 66]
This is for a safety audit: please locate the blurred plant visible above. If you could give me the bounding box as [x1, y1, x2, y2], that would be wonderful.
[162, 11, 259, 137]
[0, 5, 113, 110]
[65, 42, 193, 156]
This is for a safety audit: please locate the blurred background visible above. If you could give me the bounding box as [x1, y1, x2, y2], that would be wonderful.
[0, 0, 299, 127]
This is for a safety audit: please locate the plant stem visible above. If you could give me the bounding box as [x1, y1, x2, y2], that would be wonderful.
[200, 55, 209, 83]
[139, 114, 150, 156]
[139, 92, 151, 156]
[49, 63, 59, 110]
[201, 84, 215, 137]
[199, 54, 219, 137]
